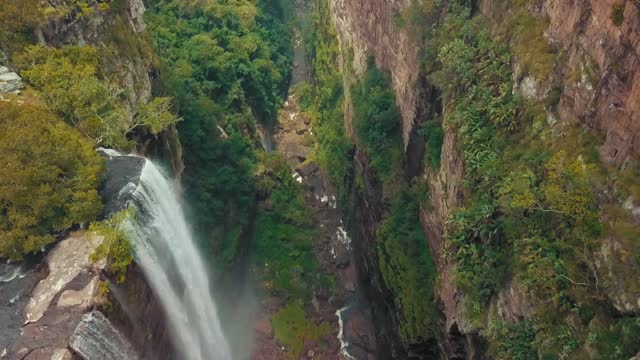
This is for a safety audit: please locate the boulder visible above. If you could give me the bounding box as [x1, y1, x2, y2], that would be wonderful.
[70, 311, 139, 360]
[24, 233, 104, 324]
[0, 66, 23, 93]
[282, 143, 311, 161]
[296, 161, 319, 177]
[98, 149, 146, 216]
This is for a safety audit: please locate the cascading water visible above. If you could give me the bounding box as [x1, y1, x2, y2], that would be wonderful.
[103, 150, 232, 360]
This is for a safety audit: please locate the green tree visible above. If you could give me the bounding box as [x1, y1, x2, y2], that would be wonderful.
[0, 102, 103, 259]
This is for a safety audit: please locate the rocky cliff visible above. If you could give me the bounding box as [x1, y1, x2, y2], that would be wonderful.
[33, 0, 183, 178]
[323, 0, 640, 358]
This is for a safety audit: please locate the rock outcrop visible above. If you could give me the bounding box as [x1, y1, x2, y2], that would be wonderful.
[0, 153, 157, 360]
[0, 66, 23, 93]
[70, 311, 139, 360]
[2, 232, 110, 360]
[329, 0, 419, 145]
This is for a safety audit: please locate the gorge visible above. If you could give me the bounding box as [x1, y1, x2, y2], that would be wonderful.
[1, 0, 640, 359]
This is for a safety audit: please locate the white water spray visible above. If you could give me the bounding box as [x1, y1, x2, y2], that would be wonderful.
[105, 151, 232, 360]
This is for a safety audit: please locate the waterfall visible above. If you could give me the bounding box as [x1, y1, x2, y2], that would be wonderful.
[105, 151, 232, 360]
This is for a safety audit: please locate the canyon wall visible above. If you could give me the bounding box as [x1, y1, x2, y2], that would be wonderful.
[327, 0, 640, 358]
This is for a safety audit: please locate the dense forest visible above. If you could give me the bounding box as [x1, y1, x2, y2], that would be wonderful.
[2, 0, 640, 359]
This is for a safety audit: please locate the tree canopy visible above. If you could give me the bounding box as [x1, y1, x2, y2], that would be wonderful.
[0, 102, 104, 259]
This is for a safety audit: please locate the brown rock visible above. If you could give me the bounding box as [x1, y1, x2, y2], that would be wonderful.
[296, 161, 319, 177]
[254, 317, 274, 339]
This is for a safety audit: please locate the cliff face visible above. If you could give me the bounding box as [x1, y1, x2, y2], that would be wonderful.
[326, 0, 640, 358]
[329, 0, 419, 145]
[34, 0, 184, 178]
[481, 0, 640, 168]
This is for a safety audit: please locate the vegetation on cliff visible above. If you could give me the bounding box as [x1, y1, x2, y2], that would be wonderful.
[307, 0, 438, 348]
[304, 0, 353, 192]
[16, 45, 180, 148]
[415, 2, 639, 358]
[0, 102, 103, 259]
[145, 0, 294, 264]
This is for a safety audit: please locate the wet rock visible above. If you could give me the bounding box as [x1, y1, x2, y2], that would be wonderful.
[51, 348, 73, 360]
[98, 149, 146, 217]
[0, 66, 23, 93]
[70, 311, 139, 360]
[0, 258, 42, 352]
[24, 233, 103, 324]
[296, 161, 319, 177]
[57, 276, 100, 309]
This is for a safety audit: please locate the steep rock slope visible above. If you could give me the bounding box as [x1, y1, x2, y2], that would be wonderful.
[320, 0, 640, 358]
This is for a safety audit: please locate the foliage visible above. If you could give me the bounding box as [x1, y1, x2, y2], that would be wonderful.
[352, 60, 403, 182]
[0, 0, 46, 55]
[253, 153, 326, 300]
[423, 2, 609, 356]
[145, 0, 293, 262]
[419, 120, 444, 169]
[493, 321, 538, 360]
[545, 86, 563, 109]
[612, 4, 625, 26]
[15, 45, 180, 147]
[271, 302, 330, 359]
[588, 316, 640, 359]
[0, 102, 103, 260]
[305, 0, 353, 191]
[377, 185, 438, 344]
[504, 1, 557, 79]
[90, 208, 134, 283]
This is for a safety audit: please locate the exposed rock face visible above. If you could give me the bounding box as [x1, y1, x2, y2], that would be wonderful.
[38, 0, 152, 118]
[70, 311, 139, 360]
[0, 66, 23, 93]
[480, 0, 640, 168]
[595, 237, 640, 314]
[3, 233, 109, 360]
[98, 149, 146, 216]
[329, 0, 419, 145]
[1, 153, 164, 360]
[24, 233, 104, 324]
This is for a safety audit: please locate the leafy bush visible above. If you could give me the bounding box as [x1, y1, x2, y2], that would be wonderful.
[15, 45, 180, 147]
[253, 153, 325, 300]
[588, 316, 640, 359]
[352, 60, 403, 182]
[378, 185, 438, 344]
[271, 302, 330, 359]
[494, 321, 537, 360]
[420, 120, 444, 169]
[0, 0, 45, 54]
[0, 102, 103, 259]
[90, 208, 134, 283]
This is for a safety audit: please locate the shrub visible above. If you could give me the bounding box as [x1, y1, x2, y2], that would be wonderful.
[90, 208, 134, 283]
[378, 185, 438, 343]
[253, 153, 326, 300]
[15, 45, 180, 148]
[420, 120, 444, 169]
[271, 302, 330, 359]
[352, 61, 403, 182]
[0, 102, 103, 259]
